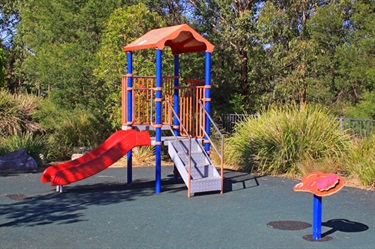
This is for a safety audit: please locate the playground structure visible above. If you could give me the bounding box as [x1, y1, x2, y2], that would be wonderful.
[41, 25, 223, 197]
[123, 24, 224, 197]
[294, 171, 345, 241]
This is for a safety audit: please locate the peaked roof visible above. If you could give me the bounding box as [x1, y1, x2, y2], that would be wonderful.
[123, 24, 214, 54]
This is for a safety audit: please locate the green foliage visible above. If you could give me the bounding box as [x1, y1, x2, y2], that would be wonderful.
[16, 0, 132, 109]
[0, 90, 41, 135]
[95, 3, 166, 128]
[0, 132, 47, 166]
[345, 135, 375, 187]
[256, 0, 375, 112]
[0, 47, 5, 87]
[226, 104, 350, 175]
[190, 0, 267, 114]
[345, 91, 375, 119]
[33, 98, 112, 161]
[0, 91, 112, 162]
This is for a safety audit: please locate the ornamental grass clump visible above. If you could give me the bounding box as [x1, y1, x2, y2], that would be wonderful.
[0, 90, 41, 136]
[345, 135, 375, 187]
[226, 104, 350, 175]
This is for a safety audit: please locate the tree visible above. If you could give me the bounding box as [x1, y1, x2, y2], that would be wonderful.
[188, 0, 267, 113]
[258, 0, 322, 106]
[0, 47, 5, 87]
[345, 91, 375, 119]
[308, 0, 375, 111]
[0, 0, 20, 48]
[142, 0, 189, 25]
[95, 3, 166, 127]
[257, 0, 375, 113]
[16, 0, 131, 109]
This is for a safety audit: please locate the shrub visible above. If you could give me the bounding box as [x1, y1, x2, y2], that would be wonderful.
[345, 91, 375, 119]
[0, 90, 42, 136]
[226, 104, 350, 175]
[345, 135, 375, 187]
[33, 99, 113, 161]
[45, 108, 112, 161]
[0, 132, 47, 166]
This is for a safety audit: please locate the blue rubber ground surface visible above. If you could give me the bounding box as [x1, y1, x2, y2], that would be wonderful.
[1, 166, 374, 249]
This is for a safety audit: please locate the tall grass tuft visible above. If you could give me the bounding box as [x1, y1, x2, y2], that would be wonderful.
[0, 132, 47, 166]
[0, 90, 42, 135]
[132, 146, 155, 166]
[226, 104, 350, 175]
[345, 135, 375, 187]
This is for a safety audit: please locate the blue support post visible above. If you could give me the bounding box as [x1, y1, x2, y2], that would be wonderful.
[204, 52, 211, 153]
[173, 54, 180, 136]
[155, 49, 163, 194]
[126, 52, 133, 185]
[173, 54, 180, 183]
[312, 195, 323, 240]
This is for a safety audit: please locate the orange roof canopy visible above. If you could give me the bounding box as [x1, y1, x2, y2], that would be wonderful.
[124, 24, 214, 54]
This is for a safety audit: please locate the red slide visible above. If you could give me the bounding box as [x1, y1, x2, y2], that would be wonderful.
[41, 130, 151, 186]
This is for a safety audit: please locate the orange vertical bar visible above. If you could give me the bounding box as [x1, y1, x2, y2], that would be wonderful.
[189, 88, 193, 134]
[122, 76, 126, 127]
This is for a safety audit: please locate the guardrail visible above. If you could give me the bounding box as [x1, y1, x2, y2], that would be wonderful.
[338, 116, 375, 139]
[199, 100, 224, 194]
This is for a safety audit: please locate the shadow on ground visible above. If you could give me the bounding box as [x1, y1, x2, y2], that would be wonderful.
[223, 169, 261, 192]
[0, 168, 260, 228]
[322, 219, 369, 237]
[0, 176, 185, 228]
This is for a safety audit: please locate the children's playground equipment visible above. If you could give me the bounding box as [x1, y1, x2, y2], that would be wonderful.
[41, 130, 151, 192]
[123, 24, 224, 197]
[294, 171, 345, 241]
[41, 25, 224, 197]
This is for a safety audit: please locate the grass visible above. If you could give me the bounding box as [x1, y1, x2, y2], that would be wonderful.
[225, 104, 351, 175]
[345, 135, 375, 187]
[0, 90, 42, 136]
[0, 132, 47, 166]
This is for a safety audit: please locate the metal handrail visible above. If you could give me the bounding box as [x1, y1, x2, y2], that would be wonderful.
[164, 98, 193, 197]
[198, 100, 224, 193]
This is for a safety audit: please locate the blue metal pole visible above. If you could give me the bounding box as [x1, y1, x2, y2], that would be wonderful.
[204, 52, 211, 153]
[155, 49, 163, 194]
[173, 54, 180, 137]
[173, 54, 180, 183]
[126, 52, 133, 185]
[312, 195, 323, 240]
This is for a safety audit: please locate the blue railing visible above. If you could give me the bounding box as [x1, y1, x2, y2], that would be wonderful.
[220, 114, 375, 138]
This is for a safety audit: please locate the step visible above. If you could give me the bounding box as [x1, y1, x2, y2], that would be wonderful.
[168, 138, 203, 153]
[177, 151, 211, 167]
[191, 177, 222, 194]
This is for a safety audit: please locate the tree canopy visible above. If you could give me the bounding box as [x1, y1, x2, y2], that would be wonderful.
[1, 0, 374, 118]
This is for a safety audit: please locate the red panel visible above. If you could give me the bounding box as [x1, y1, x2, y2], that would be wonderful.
[41, 130, 151, 186]
[123, 24, 214, 53]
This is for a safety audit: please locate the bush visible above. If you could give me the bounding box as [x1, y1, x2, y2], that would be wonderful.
[40, 106, 113, 161]
[0, 132, 47, 166]
[0, 90, 42, 136]
[226, 104, 350, 175]
[345, 135, 375, 187]
[345, 91, 375, 119]
[0, 91, 115, 163]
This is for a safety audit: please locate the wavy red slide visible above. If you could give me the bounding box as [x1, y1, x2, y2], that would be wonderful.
[41, 130, 151, 186]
